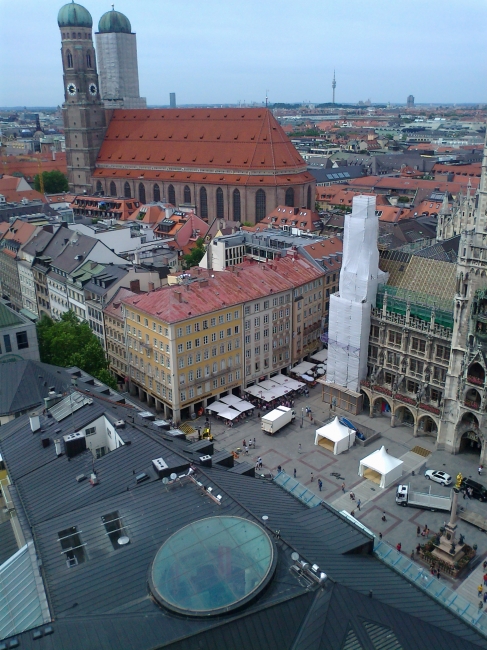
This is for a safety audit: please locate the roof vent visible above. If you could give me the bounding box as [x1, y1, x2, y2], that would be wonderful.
[152, 457, 170, 478]
[29, 414, 41, 433]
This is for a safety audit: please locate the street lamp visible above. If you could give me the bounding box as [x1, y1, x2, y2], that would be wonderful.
[300, 407, 304, 428]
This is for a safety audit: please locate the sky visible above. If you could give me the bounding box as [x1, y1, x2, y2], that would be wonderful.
[0, 0, 486, 107]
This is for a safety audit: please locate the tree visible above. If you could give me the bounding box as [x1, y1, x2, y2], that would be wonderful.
[34, 170, 69, 194]
[36, 311, 117, 389]
[182, 238, 206, 269]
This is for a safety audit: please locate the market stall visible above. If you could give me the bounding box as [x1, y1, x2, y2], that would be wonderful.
[290, 361, 316, 376]
[358, 446, 403, 488]
[314, 417, 355, 455]
[230, 400, 254, 412]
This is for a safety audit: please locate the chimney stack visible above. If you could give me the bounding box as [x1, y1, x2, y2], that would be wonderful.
[130, 279, 141, 293]
[148, 281, 155, 292]
[29, 413, 41, 433]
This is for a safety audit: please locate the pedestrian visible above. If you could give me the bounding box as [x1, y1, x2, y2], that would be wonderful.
[244, 445, 249, 455]
[416, 525, 421, 537]
[484, 573, 487, 587]
[381, 512, 386, 522]
[479, 600, 484, 612]
[396, 542, 402, 552]
[293, 468, 297, 478]
[478, 584, 483, 598]
[253, 437, 256, 448]
[351, 510, 355, 517]
[484, 560, 487, 571]
[357, 499, 361, 511]
[318, 479, 323, 491]
[411, 550, 414, 560]
[255, 461, 259, 471]
[298, 443, 302, 454]
[379, 532, 382, 540]
[277, 465, 282, 473]
[484, 592, 487, 604]
[416, 543, 421, 555]
[349, 492, 354, 500]
[480, 465, 483, 476]
[341, 482, 345, 493]
[258, 457, 263, 469]
[242, 439, 246, 448]
[310, 472, 314, 482]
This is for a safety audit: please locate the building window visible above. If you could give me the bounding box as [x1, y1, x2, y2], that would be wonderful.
[16, 331, 29, 350]
[138, 183, 146, 204]
[109, 181, 116, 197]
[124, 182, 131, 198]
[86, 51, 92, 67]
[307, 185, 312, 210]
[285, 187, 294, 207]
[184, 185, 191, 203]
[411, 338, 426, 353]
[58, 526, 86, 567]
[200, 187, 208, 219]
[3, 335, 12, 353]
[216, 187, 224, 219]
[153, 184, 160, 202]
[255, 189, 266, 221]
[168, 184, 176, 206]
[96, 180, 103, 193]
[101, 511, 126, 550]
[66, 50, 73, 68]
[233, 189, 241, 220]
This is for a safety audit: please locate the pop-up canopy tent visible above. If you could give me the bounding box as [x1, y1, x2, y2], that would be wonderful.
[314, 417, 355, 455]
[358, 446, 403, 488]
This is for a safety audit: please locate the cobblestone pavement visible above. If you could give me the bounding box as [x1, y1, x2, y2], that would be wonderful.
[123, 383, 487, 597]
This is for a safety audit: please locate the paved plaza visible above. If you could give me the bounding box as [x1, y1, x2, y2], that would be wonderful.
[125, 382, 487, 605]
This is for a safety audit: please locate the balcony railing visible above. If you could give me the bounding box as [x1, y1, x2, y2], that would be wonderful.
[465, 399, 480, 411]
[467, 375, 484, 386]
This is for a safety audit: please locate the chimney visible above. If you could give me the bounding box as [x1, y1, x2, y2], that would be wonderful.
[148, 281, 155, 292]
[29, 413, 41, 433]
[174, 290, 182, 302]
[44, 393, 63, 409]
[130, 279, 141, 293]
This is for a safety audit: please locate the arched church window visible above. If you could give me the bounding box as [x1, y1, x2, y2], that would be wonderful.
[66, 50, 73, 68]
[285, 187, 294, 207]
[139, 183, 146, 204]
[233, 189, 241, 221]
[216, 187, 224, 219]
[307, 185, 312, 210]
[184, 185, 191, 203]
[168, 184, 176, 206]
[72, 32, 76, 39]
[124, 182, 131, 198]
[96, 181, 103, 194]
[110, 181, 116, 197]
[78, 33, 81, 39]
[153, 184, 160, 202]
[255, 189, 266, 221]
[86, 52, 92, 68]
[200, 187, 208, 219]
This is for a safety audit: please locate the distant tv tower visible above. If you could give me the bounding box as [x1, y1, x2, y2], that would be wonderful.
[332, 70, 336, 104]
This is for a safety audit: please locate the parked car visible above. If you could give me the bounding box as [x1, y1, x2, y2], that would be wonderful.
[424, 470, 452, 487]
[461, 477, 487, 502]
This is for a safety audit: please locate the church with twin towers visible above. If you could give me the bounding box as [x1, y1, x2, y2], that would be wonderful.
[57, 2, 316, 224]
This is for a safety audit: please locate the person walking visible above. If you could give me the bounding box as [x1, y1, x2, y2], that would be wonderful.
[318, 479, 323, 492]
[416, 525, 421, 537]
[396, 542, 402, 552]
[410, 550, 415, 560]
[484, 573, 487, 587]
[253, 437, 256, 448]
[479, 465, 483, 476]
[351, 510, 355, 517]
[357, 499, 361, 511]
[341, 482, 345, 493]
[483, 560, 487, 571]
[293, 468, 297, 479]
[416, 543, 421, 555]
[381, 512, 387, 522]
[298, 443, 302, 454]
[478, 584, 483, 598]
[310, 472, 314, 482]
[379, 532, 382, 540]
[479, 600, 484, 612]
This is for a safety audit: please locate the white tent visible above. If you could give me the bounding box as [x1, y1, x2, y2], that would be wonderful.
[291, 361, 316, 376]
[358, 446, 403, 488]
[310, 349, 328, 363]
[270, 374, 305, 390]
[314, 417, 355, 455]
[219, 408, 240, 421]
[230, 400, 254, 412]
[206, 401, 228, 414]
[220, 395, 243, 406]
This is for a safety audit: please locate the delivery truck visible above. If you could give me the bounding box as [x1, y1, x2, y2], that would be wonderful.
[395, 484, 452, 512]
[261, 406, 296, 435]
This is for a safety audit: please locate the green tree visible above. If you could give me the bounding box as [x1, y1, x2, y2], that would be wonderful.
[34, 170, 69, 194]
[182, 238, 206, 269]
[36, 311, 117, 388]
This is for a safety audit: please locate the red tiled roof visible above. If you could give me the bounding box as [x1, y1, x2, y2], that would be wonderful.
[347, 175, 480, 194]
[432, 163, 481, 177]
[95, 108, 309, 185]
[122, 255, 323, 323]
[104, 287, 137, 319]
[263, 205, 322, 231]
[0, 219, 37, 245]
[0, 153, 67, 182]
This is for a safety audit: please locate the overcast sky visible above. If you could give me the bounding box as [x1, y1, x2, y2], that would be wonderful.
[1, 0, 486, 107]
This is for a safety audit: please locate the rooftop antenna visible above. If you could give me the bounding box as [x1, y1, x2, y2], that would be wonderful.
[265, 90, 268, 108]
[332, 70, 336, 105]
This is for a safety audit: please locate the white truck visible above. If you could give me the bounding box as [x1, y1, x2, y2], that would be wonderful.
[396, 484, 452, 512]
[261, 406, 296, 435]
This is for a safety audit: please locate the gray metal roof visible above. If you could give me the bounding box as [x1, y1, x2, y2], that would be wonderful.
[0, 361, 72, 417]
[1, 397, 487, 649]
[0, 520, 18, 566]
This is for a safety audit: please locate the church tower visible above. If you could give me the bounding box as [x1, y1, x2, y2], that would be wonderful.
[438, 130, 487, 463]
[58, 2, 106, 194]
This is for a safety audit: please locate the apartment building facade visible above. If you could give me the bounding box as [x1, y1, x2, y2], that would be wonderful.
[103, 287, 136, 386]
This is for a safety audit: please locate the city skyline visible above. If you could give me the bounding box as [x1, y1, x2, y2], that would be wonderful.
[0, 0, 486, 107]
